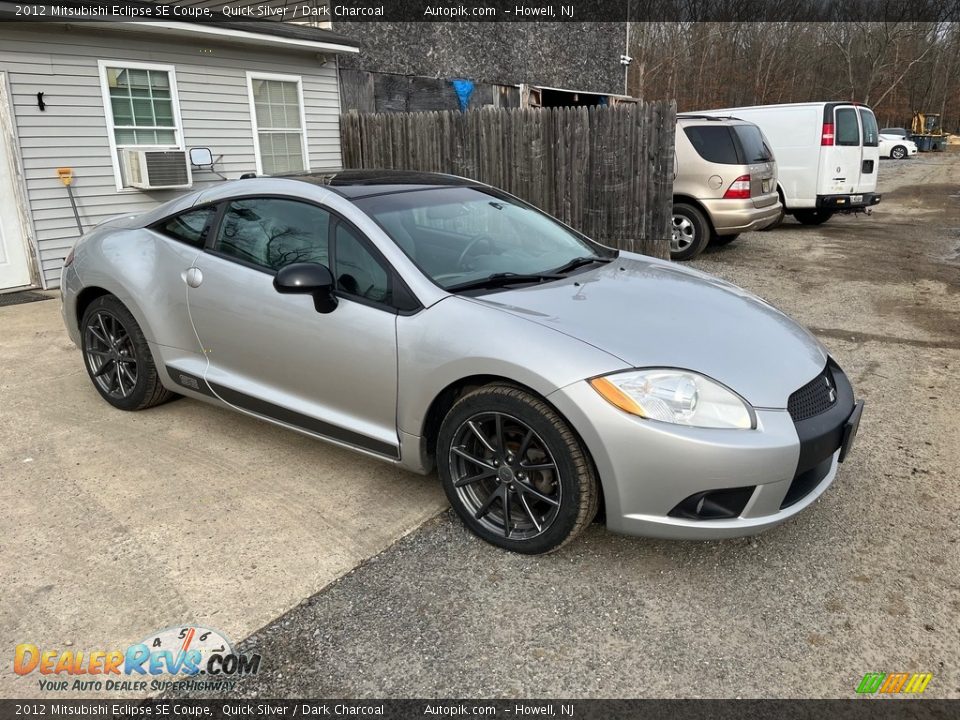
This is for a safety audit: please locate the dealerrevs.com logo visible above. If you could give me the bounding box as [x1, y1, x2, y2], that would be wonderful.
[14, 625, 261, 693]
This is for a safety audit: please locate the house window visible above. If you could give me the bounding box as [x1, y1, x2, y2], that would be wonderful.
[247, 73, 309, 175]
[98, 60, 184, 190]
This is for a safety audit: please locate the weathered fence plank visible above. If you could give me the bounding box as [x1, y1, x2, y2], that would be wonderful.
[339, 103, 675, 258]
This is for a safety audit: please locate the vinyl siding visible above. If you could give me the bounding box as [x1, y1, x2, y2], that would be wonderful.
[0, 24, 344, 288]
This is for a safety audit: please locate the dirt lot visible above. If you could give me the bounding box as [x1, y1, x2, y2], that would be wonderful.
[172, 150, 960, 699]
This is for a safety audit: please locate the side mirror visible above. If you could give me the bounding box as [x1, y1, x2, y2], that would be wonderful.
[274, 262, 338, 314]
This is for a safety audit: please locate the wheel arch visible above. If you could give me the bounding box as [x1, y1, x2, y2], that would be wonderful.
[417, 373, 605, 517]
[75, 286, 113, 327]
[672, 195, 717, 235]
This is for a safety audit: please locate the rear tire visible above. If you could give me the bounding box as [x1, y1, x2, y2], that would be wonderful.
[794, 209, 833, 226]
[437, 384, 599, 554]
[671, 203, 710, 261]
[891, 145, 907, 160]
[80, 295, 174, 411]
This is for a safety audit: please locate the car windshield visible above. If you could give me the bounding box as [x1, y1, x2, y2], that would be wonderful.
[355, 186, 609, 290]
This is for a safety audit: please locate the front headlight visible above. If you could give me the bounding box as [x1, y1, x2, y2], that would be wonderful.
[590, 369, 754, 429]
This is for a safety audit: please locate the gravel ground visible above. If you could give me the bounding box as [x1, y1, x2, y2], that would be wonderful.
[178, 150, 960, 700]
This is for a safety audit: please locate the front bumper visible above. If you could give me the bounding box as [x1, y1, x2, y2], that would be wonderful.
[701, 197, 783, 235]
[548, 364, 860, 540]
[816, 192, 882, 210]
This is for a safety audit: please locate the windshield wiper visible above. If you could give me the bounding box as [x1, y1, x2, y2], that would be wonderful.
[447, 272, 564, 292]
[551, 255, 614, 275]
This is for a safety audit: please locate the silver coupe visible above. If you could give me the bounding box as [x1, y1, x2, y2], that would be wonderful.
[61, 171, 863, 554]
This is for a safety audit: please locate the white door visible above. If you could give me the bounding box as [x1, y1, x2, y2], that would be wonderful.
[820, 106, 863, 196]
[0, 74, 31, 290]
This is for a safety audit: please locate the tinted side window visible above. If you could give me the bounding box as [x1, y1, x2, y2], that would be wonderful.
[213, 198, 329, 271]
[732, 125, 773, 162]
[334, 223, 390, 305]
[859, 108, 879, 147]
[683, 125, 740, 164]
[157, 206, 216, 247]
[835, 108, 860, 146]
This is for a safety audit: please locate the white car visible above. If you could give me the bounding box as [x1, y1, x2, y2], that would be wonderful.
[879, 133, 917, 160]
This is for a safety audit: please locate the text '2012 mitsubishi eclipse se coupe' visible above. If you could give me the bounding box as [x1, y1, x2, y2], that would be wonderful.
[61, 171, 864, 554]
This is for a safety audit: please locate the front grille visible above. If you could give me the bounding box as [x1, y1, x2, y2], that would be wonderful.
[788, 366, 837, 422]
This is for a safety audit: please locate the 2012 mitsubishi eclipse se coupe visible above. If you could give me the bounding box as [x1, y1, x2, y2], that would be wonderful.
[61, 170, 864, 554]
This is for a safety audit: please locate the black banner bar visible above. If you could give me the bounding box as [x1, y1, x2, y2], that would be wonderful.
[0, 699, 957, 720]
[1, 0, 959, 23]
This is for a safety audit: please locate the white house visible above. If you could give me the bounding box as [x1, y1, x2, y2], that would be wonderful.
[0, 9, 359, 291]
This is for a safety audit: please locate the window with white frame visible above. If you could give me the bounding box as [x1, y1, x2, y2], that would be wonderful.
[101, 63, 181, 146]
[98, 61, 184, 189]
[247, 73, 309, 175]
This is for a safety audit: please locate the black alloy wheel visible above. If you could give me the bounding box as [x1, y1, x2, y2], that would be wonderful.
[80, 295, 173, 411]
[438, 384, 598, 554]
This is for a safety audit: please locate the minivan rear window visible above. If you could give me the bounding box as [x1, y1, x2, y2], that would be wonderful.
[859, 108, 879, 147]
[683, 126, 739, 164]
[732, 125, 773, 163]
[835, 108, 861, 146]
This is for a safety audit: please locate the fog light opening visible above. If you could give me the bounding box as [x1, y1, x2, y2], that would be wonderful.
[669, 486, 756, 520]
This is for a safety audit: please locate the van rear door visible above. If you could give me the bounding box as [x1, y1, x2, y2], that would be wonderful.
[820, 105, 863, 196]
[856, 107, 880, 193]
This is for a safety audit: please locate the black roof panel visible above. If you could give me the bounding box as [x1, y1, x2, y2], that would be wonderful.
[285, 170, 485, 198]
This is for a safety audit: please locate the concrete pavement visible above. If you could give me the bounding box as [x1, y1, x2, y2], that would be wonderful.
[0, 297, 446, 698]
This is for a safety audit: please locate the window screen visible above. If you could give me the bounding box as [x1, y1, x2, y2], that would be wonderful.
[105, 66, 178, 146]
[250, 77, 307, 175]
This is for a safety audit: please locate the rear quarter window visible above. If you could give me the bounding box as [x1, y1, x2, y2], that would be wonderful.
[683, 125, 740, 164]
[156, 206, 217, 247]
[732, 125, 774, 162]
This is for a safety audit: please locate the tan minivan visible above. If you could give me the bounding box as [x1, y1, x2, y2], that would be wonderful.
[672, 115, 782, 260]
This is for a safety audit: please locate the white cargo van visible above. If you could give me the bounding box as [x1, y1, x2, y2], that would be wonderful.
[697, 102, 882, 225]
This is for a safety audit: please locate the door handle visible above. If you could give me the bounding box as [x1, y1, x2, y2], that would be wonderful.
[184, 267, 203, 288]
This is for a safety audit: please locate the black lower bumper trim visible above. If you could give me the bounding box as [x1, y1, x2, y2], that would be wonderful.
[816, 192, 882, 210]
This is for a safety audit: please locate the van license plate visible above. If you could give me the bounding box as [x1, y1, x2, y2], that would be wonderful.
[852, 195, 862, 203]
[762, 180, 770, 192]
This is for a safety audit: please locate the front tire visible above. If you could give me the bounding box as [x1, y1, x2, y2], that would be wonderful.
[671, 203, 711, 261]
[891, 145, 907, 160]
[794, 209, 833, 226]
[437, 384, 599, 554]
[80, 295, 174, 411]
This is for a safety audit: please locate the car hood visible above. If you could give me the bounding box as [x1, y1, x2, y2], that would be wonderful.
[471, 255, 828, 409]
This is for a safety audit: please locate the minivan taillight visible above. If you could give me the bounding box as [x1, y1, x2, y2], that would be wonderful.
[821, 123, 835, 146]
[723, 175, 751, 200]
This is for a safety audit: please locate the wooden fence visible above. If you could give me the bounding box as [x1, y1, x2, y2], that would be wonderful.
[340, 102, 676, 258]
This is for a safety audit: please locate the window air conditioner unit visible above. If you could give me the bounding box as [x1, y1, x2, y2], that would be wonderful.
[121, 149, 192, 190]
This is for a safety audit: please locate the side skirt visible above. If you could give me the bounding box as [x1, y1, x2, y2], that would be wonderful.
[166, 366, 400, 460]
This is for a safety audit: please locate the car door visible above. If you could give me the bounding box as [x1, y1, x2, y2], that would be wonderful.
[185, 195, 400, 459]
[856, 107, 880, 194]
[824, 106, 863, 195]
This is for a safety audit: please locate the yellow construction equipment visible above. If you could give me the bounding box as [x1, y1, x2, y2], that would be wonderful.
[910, 112, 949, 151]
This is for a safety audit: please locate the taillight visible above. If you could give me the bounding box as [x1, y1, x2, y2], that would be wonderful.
[63, 248, 75, 267]
[821, 123, 835, 146]
[723, 175, 751, 200]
